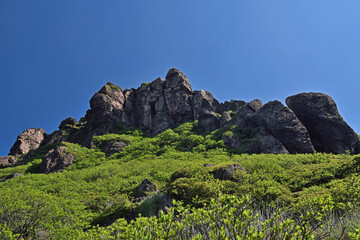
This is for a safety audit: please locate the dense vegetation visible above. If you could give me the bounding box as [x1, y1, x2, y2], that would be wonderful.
[1, 122, 360, 239]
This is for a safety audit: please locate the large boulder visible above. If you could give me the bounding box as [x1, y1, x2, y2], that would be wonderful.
[40, 146, 74, 173]
[253, 101, 315, 154]
[9, 128, 47, 156]
[209, 164, 245, 181]
[100, 141, 129, 157]
[286, 92, 360, 154]
[0, 156, 17, 168]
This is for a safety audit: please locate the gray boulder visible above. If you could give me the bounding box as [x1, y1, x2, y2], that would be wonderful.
[210, 164, 245, 181]
[9, 128, 47, 156]
[40, 146, 74, 173]
[253, 101, 315, 154]
[0, 156, 17, 168]
[286, 92, 360, 154]
[100, 141, 128, 157]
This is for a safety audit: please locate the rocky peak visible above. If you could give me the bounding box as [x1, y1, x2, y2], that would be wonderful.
[286, 92, 360, 154]
[2, 69, 359, 159]
[165, 68, 192, 93]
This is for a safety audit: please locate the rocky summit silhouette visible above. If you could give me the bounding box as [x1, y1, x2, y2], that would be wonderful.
[2, 68, 360, 169]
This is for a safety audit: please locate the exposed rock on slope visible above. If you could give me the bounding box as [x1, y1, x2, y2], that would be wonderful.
[40, 146, 74, 173]
[2, 68, 359, 161]
[9, 128, 47, 156]
[286, 92, 360, 154]
[0, 156, 17, 168]
[253, 101, 315, 154]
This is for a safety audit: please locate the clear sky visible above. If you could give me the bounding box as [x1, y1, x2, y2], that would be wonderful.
[1, 1, 360, 156]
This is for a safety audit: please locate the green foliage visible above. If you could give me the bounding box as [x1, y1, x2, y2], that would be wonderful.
[1, 121, 360, 238]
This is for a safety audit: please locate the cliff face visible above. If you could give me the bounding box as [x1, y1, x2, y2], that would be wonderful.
[2, 68, 360, 168]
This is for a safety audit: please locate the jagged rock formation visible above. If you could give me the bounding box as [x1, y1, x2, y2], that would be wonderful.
[0, 156, 17, 168]
[100, 141, 129, 157]
[9, 128, 47, 156]
[286, 92, 360, 154]
[1, 68, 360, 165]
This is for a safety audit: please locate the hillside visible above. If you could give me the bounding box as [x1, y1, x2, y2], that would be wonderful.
[1, 69, 360, 239]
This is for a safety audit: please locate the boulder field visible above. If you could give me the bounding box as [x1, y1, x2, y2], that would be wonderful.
[2, 68, 359, 170]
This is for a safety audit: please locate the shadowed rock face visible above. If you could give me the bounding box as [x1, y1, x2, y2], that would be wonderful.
[286, 92, 360, 154]
[40, 146, 74, 173]
[9, 128, 47, 156]
[253, 101, 315, 154]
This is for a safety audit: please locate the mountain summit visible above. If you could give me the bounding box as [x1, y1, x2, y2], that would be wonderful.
[1, 68, 359, 168]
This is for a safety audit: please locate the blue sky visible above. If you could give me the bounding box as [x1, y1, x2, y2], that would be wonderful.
[1, 1, 360, 156]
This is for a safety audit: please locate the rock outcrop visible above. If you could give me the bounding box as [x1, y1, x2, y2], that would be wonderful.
[252, 101, 315, 154]
[100, 141, 128, 157]
[40, 146, 74, 173]
[3, 69, 359, 158]
[286, 92, 360, 154]
[0, 156, 17, 168]
[9, 128, 47, 156]
[209, 164, 245, 181]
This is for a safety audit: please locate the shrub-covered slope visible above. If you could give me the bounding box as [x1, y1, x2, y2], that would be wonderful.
[1, 122, 360, 239]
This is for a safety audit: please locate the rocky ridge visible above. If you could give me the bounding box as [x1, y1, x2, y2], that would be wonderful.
[2, 68, 360, 171]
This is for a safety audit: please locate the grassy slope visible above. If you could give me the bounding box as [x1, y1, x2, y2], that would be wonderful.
[1, 122, 360, 239]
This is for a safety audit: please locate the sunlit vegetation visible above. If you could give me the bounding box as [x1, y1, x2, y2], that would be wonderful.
[1, 121, 360, 239]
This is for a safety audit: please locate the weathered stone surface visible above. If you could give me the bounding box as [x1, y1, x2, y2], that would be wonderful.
[210, 164, 245, 181]
[40, 146, 74, 173]
[164, 68, 194, 125]
[254, 128, 289, 154]
[59, 117, 77, 130]
[220, 111, 232, 128]
[193, 90, 222, 132]
[100, 141, 128, 157]
[233, 99, 263, 128]
[0, 156, 17, 168]
[135, 78, 171, 135]
[286, 92, 360, 154]
[165, 68, 192, 92]
[253, 101, 315, 154]
[45, 130, 66, 145]
[9, 128, 47, 156]
[221, 127, 288, 154]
